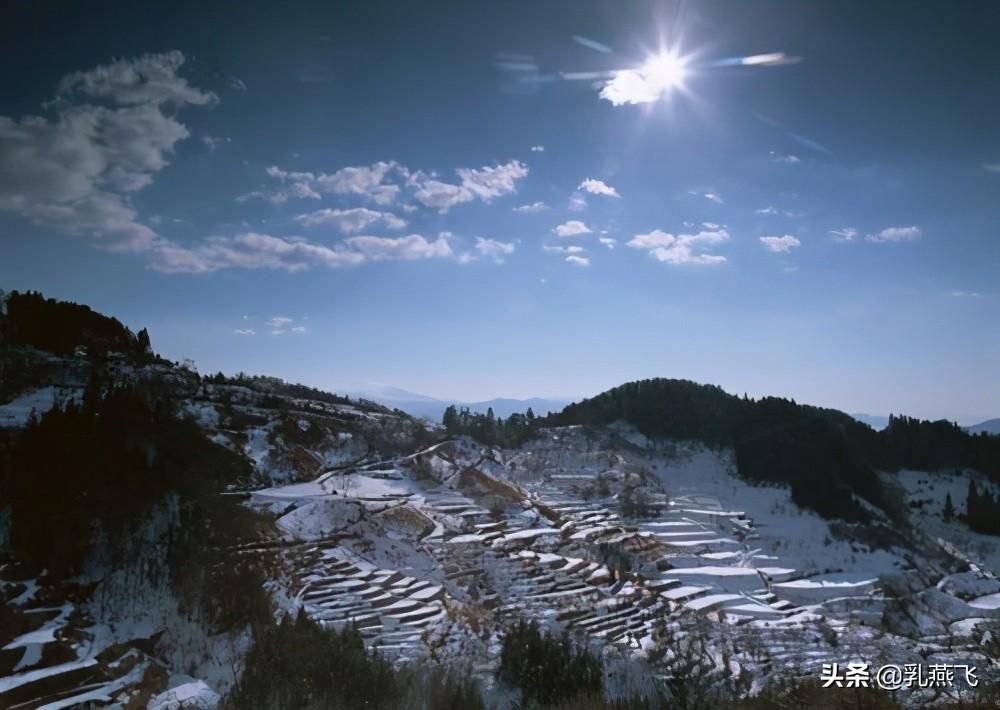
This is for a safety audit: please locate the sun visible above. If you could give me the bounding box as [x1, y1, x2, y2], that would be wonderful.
[640, 52, 688, 92]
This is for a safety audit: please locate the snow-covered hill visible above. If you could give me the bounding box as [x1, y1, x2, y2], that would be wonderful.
[3, 345, 1000, 706]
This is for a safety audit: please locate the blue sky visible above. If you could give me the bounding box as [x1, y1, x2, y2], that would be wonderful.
[1, 1, 998, 422]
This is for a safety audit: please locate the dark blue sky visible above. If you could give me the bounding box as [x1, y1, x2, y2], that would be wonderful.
[2, 1, 998, 421]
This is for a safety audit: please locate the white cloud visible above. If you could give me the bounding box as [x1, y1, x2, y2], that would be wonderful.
[227, 76, 248, 91]
[247, 161, 402, 206]
[144, 211, 459, 273]
[530, 145, 545, 152]
[829, 228, 858, 242]
[552, 220, 591, 237]
[759, 235, 801, 252]
[201, 135, 229, 151]
[866, 225, 921, 243]
[55, 51, 218, 107]
[513, 201, 548, 213]
[474, 237, 515, 263]
[687, 190, 724, 205]
[950, 291, 983, 298]
[578, 178, 621, 198]
[343, 233, 453, 261]
[627, 228, 729, 265]
[411, 179, 469, 212]
[543, 245, 585, 254]
[568, 193, 588, 211]
[0, 51, 215, 252]
[599, 55, 686, 106]
[234, 328, 256, 336]
[565, 255, 590, 267]
[599, 237, 617, 249]
[769, 152, 801, 164]
[267, 316, 307, 336]
[628, 230, 674, 249]
[294, 207, 406, 233]
[315, 161, 400, 205]
[149, 233, 366, 273]
[411, 160, 529, 213]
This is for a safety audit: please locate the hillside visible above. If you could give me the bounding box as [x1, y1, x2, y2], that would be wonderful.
[3, 294, 1000, 707]
[545, 379, 1000, 522]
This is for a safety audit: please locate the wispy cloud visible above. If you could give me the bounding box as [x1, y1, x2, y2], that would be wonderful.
[578, 178, 620, 198]
[343, 233, 454, 261]
[950, 291, 984, 298]
[866, 225, 921, 243]
[982, 162, 1000, 173]
[294, 207, 406, 233]
[627, 228, 729, 265]
[552, 220, 591, 237]
[530, 145, 545, 152]
[829, 228, 858, 242]
[513, 201, 548, 213]
[568, 193, 587, 211]
[769, 151, 801, 164]
[201, 135, 230, 151]
[234, 328, 256, 336]
[690, 190, 724, 205]
[543, 245, 585, 254]
[759, 235, 801, 252]
[565, 255, 590, 267]
[599, 237, 617, 249]
[241, 159, 529, 214]
[755, 206, 800, 217]
[265, 316, 307, 335]
[410, 160, 529, 213]
[246, 162, 401, 206]
[149, 231, 457, 273]
[474, 237, 515, 263]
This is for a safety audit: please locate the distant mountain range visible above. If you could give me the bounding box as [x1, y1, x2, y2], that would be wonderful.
[967, 418, 1000, 436]
[850, 413, 890, 430]
[345, 384, 574, 422]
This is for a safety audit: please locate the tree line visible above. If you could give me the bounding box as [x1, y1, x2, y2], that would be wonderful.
[1, 289, 153, 361]
[442, 404, 540, 448]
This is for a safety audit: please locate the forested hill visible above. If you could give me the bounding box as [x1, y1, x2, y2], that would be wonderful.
[544, 379, 1000, 521]
[0, 289, 154, 360]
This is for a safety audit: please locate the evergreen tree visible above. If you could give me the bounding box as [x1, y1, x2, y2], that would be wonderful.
[442, 404, 459, 433]
[968, 479, 980, 523]
[943, 492, 955, 520]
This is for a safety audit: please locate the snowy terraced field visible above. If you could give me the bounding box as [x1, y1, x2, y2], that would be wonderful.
[229, 424, 1000, 703]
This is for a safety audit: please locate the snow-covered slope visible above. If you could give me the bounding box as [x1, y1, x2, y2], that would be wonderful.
[3, 347, 1000, 706]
